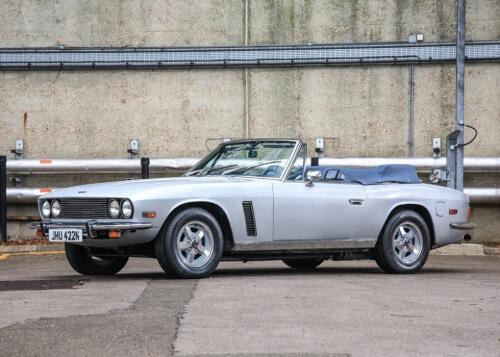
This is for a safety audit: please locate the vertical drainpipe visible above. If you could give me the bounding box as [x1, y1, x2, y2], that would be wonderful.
[455, 0, 466, 191]
[407, 64, 414, 157]
[244, 0, 250, 138]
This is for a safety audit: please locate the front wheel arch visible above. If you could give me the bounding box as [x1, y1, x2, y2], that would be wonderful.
[378, 204, 435, 247]
[160, 201, 234, 251]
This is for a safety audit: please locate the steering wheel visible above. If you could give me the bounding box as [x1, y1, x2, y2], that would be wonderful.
[287, 166, 304, 180]
[262, 165, 284, 177]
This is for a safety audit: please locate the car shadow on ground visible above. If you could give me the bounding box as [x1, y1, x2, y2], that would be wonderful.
[88, 265, 470, 280]
[9, 264, 470, 283]
[209, 265, 469, 278]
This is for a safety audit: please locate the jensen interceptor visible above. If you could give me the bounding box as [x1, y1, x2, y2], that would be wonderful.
[36, 139, 475, 278]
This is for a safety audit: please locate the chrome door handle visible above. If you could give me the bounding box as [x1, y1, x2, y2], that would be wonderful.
[349, 199, 364, 205]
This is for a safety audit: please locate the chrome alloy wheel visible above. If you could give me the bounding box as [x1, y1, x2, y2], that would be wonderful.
[392, 222, 423, 265]
[175, 221, 214, 268]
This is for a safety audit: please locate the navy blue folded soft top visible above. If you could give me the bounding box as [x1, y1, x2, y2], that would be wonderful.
[306, 164, 421, 185]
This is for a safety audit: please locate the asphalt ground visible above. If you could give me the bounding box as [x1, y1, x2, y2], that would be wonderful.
[0, 253, 499, 357]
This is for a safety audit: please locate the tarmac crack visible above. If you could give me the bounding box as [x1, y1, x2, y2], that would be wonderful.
[171, 279, 199, 355]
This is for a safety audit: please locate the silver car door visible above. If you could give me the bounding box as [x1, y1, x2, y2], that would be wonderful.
[272, 180, 367, 241]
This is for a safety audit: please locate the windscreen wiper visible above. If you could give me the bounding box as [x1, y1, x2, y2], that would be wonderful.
[199, 164, 238, 176]
[230, 160, 282, 175]
[183, 169, 202, 177]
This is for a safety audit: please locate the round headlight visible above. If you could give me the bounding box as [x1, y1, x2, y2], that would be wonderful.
[41, 200, 51, 218]
[108, 199, 120, 218]
[51, 200, 61, 218]
[121, 200, 133, 218]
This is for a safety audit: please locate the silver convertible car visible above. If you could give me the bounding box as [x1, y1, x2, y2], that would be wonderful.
[36, 139, 475, 278]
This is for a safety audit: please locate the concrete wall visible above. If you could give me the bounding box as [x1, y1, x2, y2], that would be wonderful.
[1, 0, 499, 243]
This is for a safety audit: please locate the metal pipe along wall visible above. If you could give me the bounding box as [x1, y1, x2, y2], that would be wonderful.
[7, 157, 500, 174]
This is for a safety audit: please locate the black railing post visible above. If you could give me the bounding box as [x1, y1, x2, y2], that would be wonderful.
[0, 156, 7, 243]
[141, 157, 150, 179]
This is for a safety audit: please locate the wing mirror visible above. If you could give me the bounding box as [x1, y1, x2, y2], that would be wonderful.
[305, 170, 322, 187]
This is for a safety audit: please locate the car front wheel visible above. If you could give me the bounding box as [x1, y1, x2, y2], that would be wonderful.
[374, 210, 430, 274]
[65, 243, 128, 275]
[155, 208, 224, 279]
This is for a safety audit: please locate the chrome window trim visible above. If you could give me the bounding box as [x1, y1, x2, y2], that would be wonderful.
[280, 140, 304, 182]
[190, 139, 300, 180]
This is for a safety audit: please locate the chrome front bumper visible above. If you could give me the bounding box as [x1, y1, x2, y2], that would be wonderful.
[450, 222, 477, 230]
[34, 220, 152, 239]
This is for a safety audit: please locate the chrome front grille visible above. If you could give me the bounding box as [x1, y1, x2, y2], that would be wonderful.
[59, 198, 110, 219]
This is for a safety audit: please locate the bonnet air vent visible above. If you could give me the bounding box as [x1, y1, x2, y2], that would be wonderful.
[242, 201, 257, 237]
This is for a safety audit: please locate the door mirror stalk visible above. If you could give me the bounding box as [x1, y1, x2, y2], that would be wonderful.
[305, 170, 322, 187]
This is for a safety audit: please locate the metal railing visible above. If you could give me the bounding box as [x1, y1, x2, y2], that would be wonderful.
[4, 156, 500, 205]
[6, 158, 198, 175]
[5, 157, 500, 174]
[318, 157, 500, 173]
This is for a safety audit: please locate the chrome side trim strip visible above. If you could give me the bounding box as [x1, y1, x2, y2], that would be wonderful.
[232, 238, 376, 252]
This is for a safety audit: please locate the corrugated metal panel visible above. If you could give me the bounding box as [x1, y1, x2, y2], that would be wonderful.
[1, 41, 499, 69]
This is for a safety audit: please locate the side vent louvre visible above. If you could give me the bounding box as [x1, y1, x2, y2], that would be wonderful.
[242, 201, 257, 237]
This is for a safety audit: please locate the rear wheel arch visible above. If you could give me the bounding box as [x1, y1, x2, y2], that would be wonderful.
[161, 201, 234, 250]
[379, 204, 435, 247]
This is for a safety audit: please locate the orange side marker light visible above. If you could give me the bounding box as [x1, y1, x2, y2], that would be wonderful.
[142, 211, 156, 218]
[449, 209, 458, 215]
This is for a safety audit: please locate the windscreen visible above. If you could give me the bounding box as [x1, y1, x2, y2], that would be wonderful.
[187, 141, 297, 178]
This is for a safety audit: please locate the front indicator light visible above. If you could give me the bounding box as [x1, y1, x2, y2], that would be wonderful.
[41, 200, 51, 218]
[121, 200, 133, 218]
[108, 230, 121, 239]
[51, 200, 61, 218]
[109, 199, 120, 218]
[449, 208, 458, 215]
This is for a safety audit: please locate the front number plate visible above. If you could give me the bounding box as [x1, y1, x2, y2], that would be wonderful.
[48, 229, 83, 242]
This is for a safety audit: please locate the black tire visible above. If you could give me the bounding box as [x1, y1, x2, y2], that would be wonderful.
[374, 210, 431, 274]
[155, 208, 224, 279]
[64, 243, 128, 275]
[282, 258, 324, 270]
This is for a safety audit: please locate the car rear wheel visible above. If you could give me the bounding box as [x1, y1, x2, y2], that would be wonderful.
[282, 258, 324, 270]
[374, 210, 430, 274]
[65, 243, 128, 275]
[155, 208, 223, 279]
